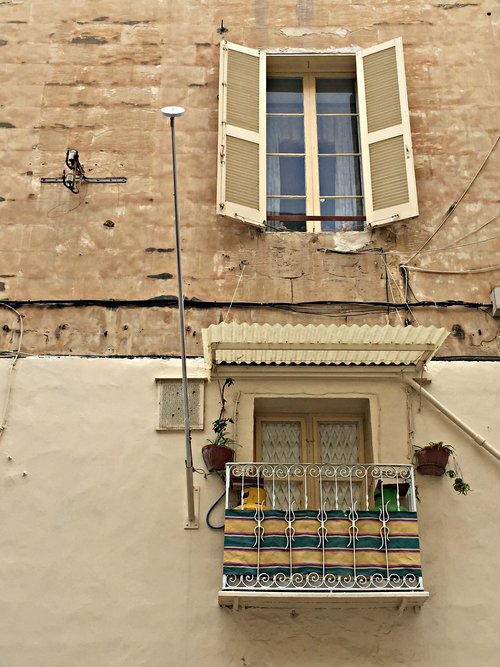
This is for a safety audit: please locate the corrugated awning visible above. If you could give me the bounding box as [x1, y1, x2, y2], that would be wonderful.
[202, 323, 448, 369]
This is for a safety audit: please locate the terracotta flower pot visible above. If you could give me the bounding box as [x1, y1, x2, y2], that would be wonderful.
[202, 444, 235, 472]
[415, 446, 451, 476]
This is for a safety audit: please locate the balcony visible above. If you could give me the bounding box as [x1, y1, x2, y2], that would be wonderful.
[219, 462, 429, 610]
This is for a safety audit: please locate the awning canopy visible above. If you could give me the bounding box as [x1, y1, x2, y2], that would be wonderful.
[202, 323, 448, 370]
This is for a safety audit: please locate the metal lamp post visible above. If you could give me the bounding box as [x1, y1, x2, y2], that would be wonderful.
[161, 106, 197, 528]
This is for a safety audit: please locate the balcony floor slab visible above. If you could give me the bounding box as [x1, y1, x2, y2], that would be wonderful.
[218, 590, 430, 611]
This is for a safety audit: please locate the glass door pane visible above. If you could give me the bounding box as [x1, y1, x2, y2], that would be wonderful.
[260, 420, 304, 510]
[317, 420, 361, 511]
[261, 421, 302, 462]
[318, 422, 359, 464]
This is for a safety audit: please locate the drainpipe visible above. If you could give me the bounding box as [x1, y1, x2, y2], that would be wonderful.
[405, 377, 500, 463]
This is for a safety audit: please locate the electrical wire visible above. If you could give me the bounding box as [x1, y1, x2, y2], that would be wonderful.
[224, 263, 246, 322]
[406, 134, 500, 265]
[386, 258, 420, 325]
[0, 304, 23, 444]
[416, 223, 500, 256]
[444, 215, 499, 247]
[382, 251, 391, 324]
[401, 263, 500, 275]
[1, 296, 491, 309]
[380, 253, 404, 326]
[206, 489, 226, 530]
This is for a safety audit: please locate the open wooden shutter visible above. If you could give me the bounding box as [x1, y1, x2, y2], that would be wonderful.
[356, 38, 419, 228]
[216, 41, 266, 228]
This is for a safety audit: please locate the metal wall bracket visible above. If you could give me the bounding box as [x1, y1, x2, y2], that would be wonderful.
[184, 486, 200, 530]
[40, 149, 127, 194]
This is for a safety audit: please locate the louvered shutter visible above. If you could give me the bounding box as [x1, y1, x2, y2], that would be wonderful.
[356, 38, 419, 228]
[216, 41, 266, 228]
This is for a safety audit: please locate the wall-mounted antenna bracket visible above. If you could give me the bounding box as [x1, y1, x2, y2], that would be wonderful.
[40, 149, 127, 194]
[217, 20, 228, 34]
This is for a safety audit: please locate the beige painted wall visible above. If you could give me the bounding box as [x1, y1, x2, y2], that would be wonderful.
[0, 357, 498, 666]
[1, 0, 499, 357]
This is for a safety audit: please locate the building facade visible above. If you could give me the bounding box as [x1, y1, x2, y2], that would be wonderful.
[1, 1, 499, 665]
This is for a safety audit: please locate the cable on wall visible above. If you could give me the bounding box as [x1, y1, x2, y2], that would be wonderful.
[405, 134, 499, 265]
[206, 489, 226, 530]
[380, 253, 404, 326]
[0, 297, 492, 309]
[412, 226, 500, 256]
[0, 304, 23, 447]
[224, 263, 247, 322]
[401, 263, 500, 275]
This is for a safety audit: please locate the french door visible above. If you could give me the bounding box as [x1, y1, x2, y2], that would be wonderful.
[255, 414, 364, 510]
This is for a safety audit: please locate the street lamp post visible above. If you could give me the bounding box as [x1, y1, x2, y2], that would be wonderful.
[161, 106, 197, 528]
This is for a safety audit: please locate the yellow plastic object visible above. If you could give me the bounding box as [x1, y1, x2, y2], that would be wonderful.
[235, 486, 269, 510]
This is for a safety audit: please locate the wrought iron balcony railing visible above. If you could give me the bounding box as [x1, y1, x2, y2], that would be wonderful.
[221, 463, 424, 598]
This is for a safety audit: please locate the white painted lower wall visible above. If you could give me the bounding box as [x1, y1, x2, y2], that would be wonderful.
[0, 357, 498, 667]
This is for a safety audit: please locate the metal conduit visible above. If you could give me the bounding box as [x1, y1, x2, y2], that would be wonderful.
[405, 378, 500, 464]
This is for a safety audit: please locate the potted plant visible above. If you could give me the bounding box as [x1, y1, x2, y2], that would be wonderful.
[202, 378, 236, 472]
[414, 442, 471, 495]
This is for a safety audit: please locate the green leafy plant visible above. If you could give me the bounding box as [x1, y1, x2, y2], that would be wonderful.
[446, 468, 471, 496]
[207, 378, 236, 448]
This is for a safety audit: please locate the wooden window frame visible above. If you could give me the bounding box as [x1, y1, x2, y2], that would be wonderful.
[217, 38, 419, 231]
[255, 413, 367, 509]
[266, 73, 363, 232]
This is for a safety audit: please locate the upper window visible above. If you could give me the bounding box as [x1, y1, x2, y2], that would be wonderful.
[267, 76, 363, 232]
[217, 39, 419, 231]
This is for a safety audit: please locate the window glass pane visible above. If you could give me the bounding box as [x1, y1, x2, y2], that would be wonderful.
[320, 198, 364, 217]
[319, 422, 359, 464]
[267, 198, 306, 216]
[316, 78, 356, 114]
[265, 481, 303, 511]
[320, 199, 364, 232]
[319, 156, 362, 196]
[321, 220, 364, 232]
[317, 116, 359, 154]
[261, 422, 301, 463]
[267, 116, 305, 153]
[267, 77, 303, 113]
[267, 156, 305, 196]
[321, 481, 361, 511]
[267, 219, 307, 232]
[267, 198, 307, 231]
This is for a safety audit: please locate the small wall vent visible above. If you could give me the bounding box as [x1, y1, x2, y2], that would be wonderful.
[156, 379, 205, 430]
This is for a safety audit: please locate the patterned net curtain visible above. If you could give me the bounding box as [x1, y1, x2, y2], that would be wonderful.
[319, 422, 360, 510]
[261, 420, 360, 511]
[261, 421, 302, 510]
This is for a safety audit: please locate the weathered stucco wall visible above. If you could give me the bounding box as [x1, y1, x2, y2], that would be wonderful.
[0, 357, 499, 666]
[1, 2, 498, 664]
[1, 0, 499, 356]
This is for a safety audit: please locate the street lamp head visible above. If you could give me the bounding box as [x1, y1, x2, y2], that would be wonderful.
[161, 106, 186, 118]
